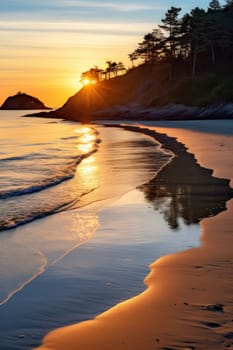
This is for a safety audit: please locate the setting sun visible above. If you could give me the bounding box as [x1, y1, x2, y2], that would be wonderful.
[81, 78, 97, 86]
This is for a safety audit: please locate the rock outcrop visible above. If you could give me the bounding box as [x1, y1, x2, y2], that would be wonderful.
[1, 92, 50, 110]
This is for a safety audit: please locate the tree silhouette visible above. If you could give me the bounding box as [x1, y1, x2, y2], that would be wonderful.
[128, 53, 137, 67]
[127, 2, 233, 79]
[159, 6, 182, 58]
[80, 2, 233, 86]
[225, 0, 233, 7]
[116, 62, 126, 75]
[208, 0, 221, 10]
[129, 29, 164, 64]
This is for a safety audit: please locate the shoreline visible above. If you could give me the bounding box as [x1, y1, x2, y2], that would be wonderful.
[35, 122, 233, 350]
[26, 102, 233, 122]
[92, 103, 233, 121]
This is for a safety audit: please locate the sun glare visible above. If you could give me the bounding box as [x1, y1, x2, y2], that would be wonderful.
[75, 127, 97, 154]
[81, 78, 97, 86]
[80, 134, 96, 143]
[75, 126, 92, 134]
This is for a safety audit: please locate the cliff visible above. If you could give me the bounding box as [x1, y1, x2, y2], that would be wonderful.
[1, 92, 50, 110]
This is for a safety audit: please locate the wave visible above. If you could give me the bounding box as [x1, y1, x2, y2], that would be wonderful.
[0, 172, 74, 199]
[0, 141, 100, 200]
[0, 144, 100, 231]
[0, 187, 96, 231]
[0, 250, 48, 306]
[61, 136, 78, 140]
[0, 153, 51, 162]
[0, 155, 31, 162]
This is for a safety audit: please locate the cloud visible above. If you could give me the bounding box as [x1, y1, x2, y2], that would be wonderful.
[58, 0, 165, 12]
[0, 20, 155, 35]
[4, 0, 165, 12]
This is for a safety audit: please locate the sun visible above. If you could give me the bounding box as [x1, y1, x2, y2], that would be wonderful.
[81, 78, 97, 86]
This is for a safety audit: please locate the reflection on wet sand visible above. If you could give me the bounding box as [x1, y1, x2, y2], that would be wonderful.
[140, 153, 233, 229]
[107, 124, 233, 230]
[35, 125, 233, 350]
[0, 209, 99, 306]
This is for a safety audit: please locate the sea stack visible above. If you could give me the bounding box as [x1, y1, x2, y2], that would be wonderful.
[0, 92, 51, 110]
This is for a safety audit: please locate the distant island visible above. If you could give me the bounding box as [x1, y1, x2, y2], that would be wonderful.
[0, 92, 51, 110]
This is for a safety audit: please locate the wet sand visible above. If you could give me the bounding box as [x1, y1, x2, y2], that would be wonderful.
[36, 121, 233, 350]
[1, 126, 195, 350]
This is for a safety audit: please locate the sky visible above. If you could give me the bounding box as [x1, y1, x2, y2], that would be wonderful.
[0, 0, 223, 107]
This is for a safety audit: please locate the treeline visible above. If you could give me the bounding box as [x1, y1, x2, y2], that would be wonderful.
[80, 1, 233, 85]
[80, 61, 126, 85]
[129, 0, 233, 78]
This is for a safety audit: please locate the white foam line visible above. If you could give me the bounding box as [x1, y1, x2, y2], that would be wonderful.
[0, 250, 47, 306]
[51, 241, 89, 267]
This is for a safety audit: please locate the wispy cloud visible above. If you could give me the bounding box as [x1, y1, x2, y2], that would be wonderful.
[4, 0, 165, 12]
[58, 0, 165, 12]
[0, 20, 155, 35]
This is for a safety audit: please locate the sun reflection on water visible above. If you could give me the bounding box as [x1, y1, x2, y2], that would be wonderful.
[79, 134, 96, 144]
[75, 126, 92, 135]
[76, 126, 97, 155]
[75, 153, 99, 193]
[72, 211, 99, 242]
[80, 156, 98, 175]
[77, 143, 94, 154]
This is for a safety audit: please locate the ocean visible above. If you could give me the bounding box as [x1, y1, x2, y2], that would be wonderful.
[0, 111, 201, 349]
[0, 111, 101, 231]
[0, 111, 176, 232]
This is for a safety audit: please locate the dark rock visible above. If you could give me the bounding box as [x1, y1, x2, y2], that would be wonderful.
[1, 92, 51, 110]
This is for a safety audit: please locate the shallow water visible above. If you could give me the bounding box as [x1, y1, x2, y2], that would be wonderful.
[0, 190, 201, 350]
[0, 111, 101, 230]
[1, 115, 226, 349]
[0, 112, 171, 306]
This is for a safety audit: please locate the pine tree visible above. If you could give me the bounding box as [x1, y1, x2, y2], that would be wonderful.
[159, 6, 182, 58]
[179, 13, 192, 60]
[208, 0, 221, 10]
[225, 0, 233, 7]
[189, 8, 208, 77]
[128, 53, 137, 67]
[130, 29, 164, 64]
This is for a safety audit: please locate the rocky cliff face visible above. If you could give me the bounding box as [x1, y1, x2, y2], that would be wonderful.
[1, 92, 50, 110]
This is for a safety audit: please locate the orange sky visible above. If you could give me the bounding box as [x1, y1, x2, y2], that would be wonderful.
[0, 0, 211, 108]
[1, 20, 154, 108]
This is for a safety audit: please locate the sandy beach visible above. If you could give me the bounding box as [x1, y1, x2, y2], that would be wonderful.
[35, 120, 233, 350]
[2, 1, 233, 349]
[1, 122, 200, 350]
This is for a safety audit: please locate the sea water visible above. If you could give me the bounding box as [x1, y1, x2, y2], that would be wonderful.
[0, 111, 101, 231]
[0, 110, 173, 303]
[0, 112, 201, 349]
